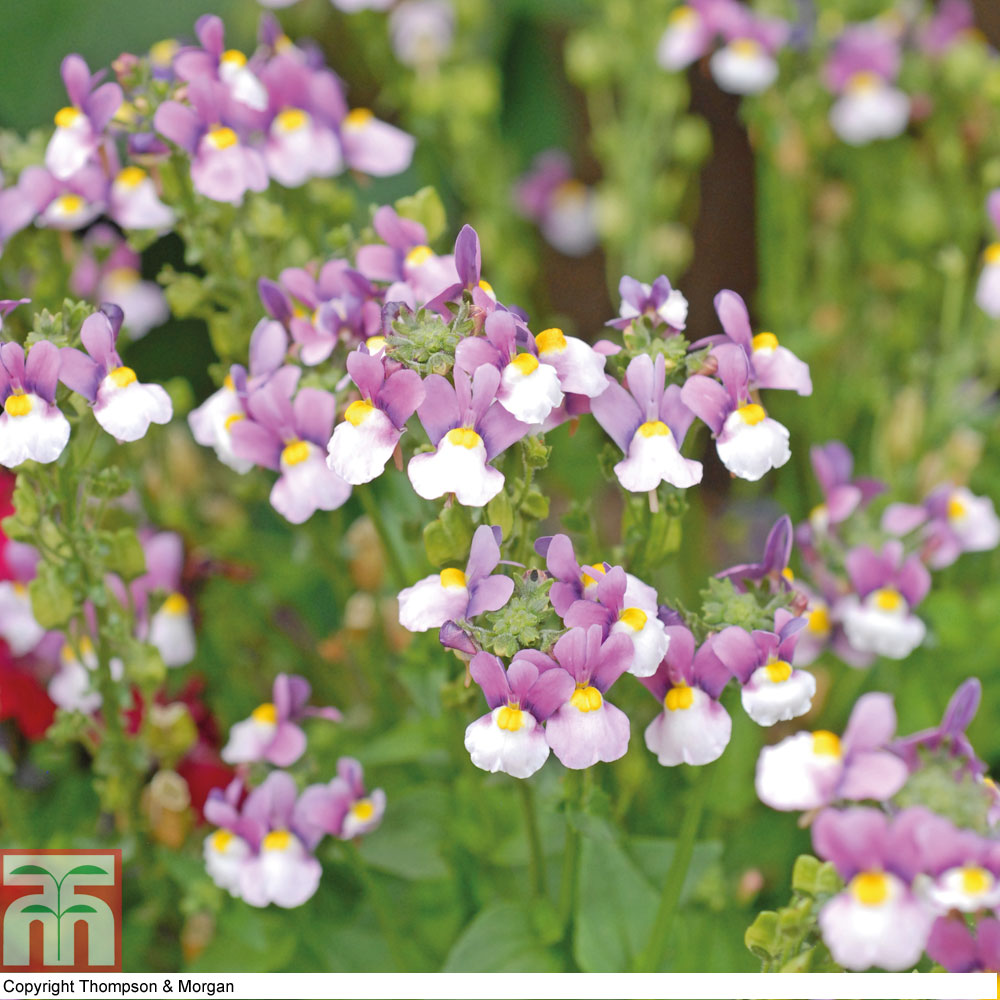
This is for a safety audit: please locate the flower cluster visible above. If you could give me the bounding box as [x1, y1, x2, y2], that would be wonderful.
[756, 680, 1000, 972]
[202, 674, 383, 909]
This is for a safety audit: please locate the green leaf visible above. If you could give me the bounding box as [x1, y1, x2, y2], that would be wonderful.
[745, 909, 780, 961]
[21, 904, 56, 914]
[394, 187, 447, 243]
[28, 563, 76, 629]
[104, 528, 147, 581]
[443, 902, 564, 971]
[423, 503, 474, 567]
[63, 904, 97, 914]
[357, 789, 450, 881]
[66, 865, 108, 877]
[10, 865, 53, 876]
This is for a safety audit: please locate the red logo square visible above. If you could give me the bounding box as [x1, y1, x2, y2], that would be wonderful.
[0, 849, 122, 971]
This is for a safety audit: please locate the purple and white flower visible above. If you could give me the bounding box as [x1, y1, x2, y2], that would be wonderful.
[607, 274, 688, 332]
[0, 341, 71, 467]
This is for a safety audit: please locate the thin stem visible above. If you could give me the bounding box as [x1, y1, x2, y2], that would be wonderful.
[633, 764, 713, 972]
[517, 779, 546, 898]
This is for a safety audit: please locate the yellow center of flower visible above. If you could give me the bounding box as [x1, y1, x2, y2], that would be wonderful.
[345, 399, 375, 426]
[850, 870, 889, 906]
[496, 705, 524, 731]
[737, 403, 767, 425]
[765, 659, 792, 683]
[536, 327, 567, 354]
[109, 366, 137, 388]
[984, 243, 1000, 266]
[56, 194, 85, 215]
[580, 563, 606, 588]
[961, 866, 991, 895]
[618, 607, 647, 631]
[510, 353, 539, 376]
[665, 683, 694, 711]
[752, 332, 779, 352]
[344, 107, 374, 129]
[948, 494, 967, 520]
[207, 126, 238, 150]
[163, 592, 189, 615]
[439, 567, 467, 589]
[281, 439, 311, 466]
[781, 567, 795, 582]
[807, 605, 831, 634]
[60, 636, 93, 663]
[224, 412, 243, 431]
[276, 108, 309, 132]
[445, 427, 482, 449]
[872, 587, 903, 612]
[812, 730, 842, 757]
[4, 392, 32, 418]
[13, 582, 27, 596]
[54, 106, 81, 128]
[220, 49, 247, 68]
[262, 829, 292, 852]
[210, 829, 234, 852]
[638, 420, 671, 438]
[251, 702, 278, 725]
[848, 70, 881, 93]
[150, 38, 178, 66]
[404, 244, 434, 268]
[351, 799, 375, 821]
[116, 166, 147, 189]
[478, 279, 495, 297]
[366, 336, 387, 353]
[730, 37, 762, 57]
[570, 684, 603, 712]
[669, 6, 696, 24]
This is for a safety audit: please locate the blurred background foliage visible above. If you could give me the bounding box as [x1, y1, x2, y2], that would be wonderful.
[1, 0, 999, 974]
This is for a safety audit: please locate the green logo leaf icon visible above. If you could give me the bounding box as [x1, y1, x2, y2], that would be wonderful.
[63, 904, 98, 914]
[66, 865, 108, 877]
[10, 865, 53, 876]
[21, 904, 56, 915]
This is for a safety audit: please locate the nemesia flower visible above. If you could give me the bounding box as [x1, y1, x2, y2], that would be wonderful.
[0, 549, 45, 656]
[918, 0, 976, 57]
[656, 3, 715, 71]
[838, 542, 929, 660]
[693, 290, 811, 396]
[27, 165, 108, 231]
[563, 566, 670, 678]
[47, 637, 124, 714]
[755, 692, 908, 811]
[681, 343, 791, 481]
[591, 352, 702, 492]
[59, 305, 173, 442]
[926, 915, 1000, 972]
[389, 1, 455, 69]
[883, 483, 1000, 569]
[812, 806, 939, 970]
[824, 24, 910, 146]
[717, 515, 793, 593]
[607, 274, 688, 332]
[294, 757, 387, 846]
[801, 440, 884, 541]
[339, 107, 415, 177]
[709, 9, 789, 95]
[464, 651, 575, 778]
[221, 673, 341, 767]
[892, 678, 985, 777]
[108, 165, 175, 231]
[512, 150, 598, 256]
[975, 191, 1000, 317]
[532, 326, 607, 398]
[327, 348, 424, 484]
[407, 365, 528, 507]
[710, 610, 813, 726]
[0, 341, 71, 468]
[397, 524, 514, 633]
[529, 624, 633, 769]
[45, 54, 122, 180]
[229, 376, 351, 523]
[639, 624, 733, 766]
[456, 311, 563, 425]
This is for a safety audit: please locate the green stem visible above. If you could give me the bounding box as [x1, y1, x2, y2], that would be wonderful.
[633, 764, 712, 972]
[343, 840, 407, 970]
[557, 768, 584, 943]
[517, 779, 546, 898]
[356, 485, 408, 589]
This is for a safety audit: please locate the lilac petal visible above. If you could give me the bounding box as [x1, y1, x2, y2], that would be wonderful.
[454, 336, 501, 377]
[926, 916, 978, 973]
[416, 373, 459, 444]
[826, 484, 862, 523]
[58, 347, 101, 401]
[293, 387, 337, 445]
[542, 534, 577, 580]
[346, 349, 385, 402]
[810, 440, 852, 493]
[978, 918, 1000, 971]
[243, 770, 299, 829]
[524, 666, 576, 721]
[844, 545, 887, 597]
[273, 673, 311, 721]
[478, 402, 529, 461]
[439, 621, 477, 654]
[257, 279, 293, 323]
[60, 54, 92, 108]
[337, 756, 365, 797]
[465, 524, 502, 583]
[546, 699, 630, 768]
[304, 706, 343, 723]
[709, 625, 760, 685]
[590, 376, 643, 452]
[265, 722, 308, 767]
[896, 555, 931, 607]
[506, 657, 539, 701]
[713, 289, 753, 350]
[941, 678, 981, 736]
[373, 204, 426, 250]
[842, 692, 897, 754]
[153, 101, 201, 153]
[355, 244, 400, 283]
[838, 750, 909, 802]
[99, 303, 125, 338]
[195, 13, 226, 56]
[595, 565, 627, 613]
[85, 82, 123, 133]
[379, 368, 424, 429]
[140, 530, 183, 590]
[679, 374, 730, 435]
[80, 311, 116, 366]
[470, 651, 510, 709]
[714, 342, 750, 405]
[882, 501, 928, 535]
[662, 625, 696, 684]
[811, 806, 890, 879]
[691, 640, 732, 700]
[762, 515, 793, 573]
[247, 381, 295, 438]
[624, 353, 657, 415]
[248, 319, 288, 376]
[229, 419, 282, 471]
[0, 343, 26, 386]
[551, 627, 588, 684]
[483, 310, 517, 356]
[659, 383, 694, 444]
[988, 190, 1000, 234]
[590, 631, 634, 693]
[617, 275, 645, 311]
[469, 363, 501, 424]
[467, 575, 514, 618]
[453, 224, 480, 287]
[562, 599, 612, 630]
